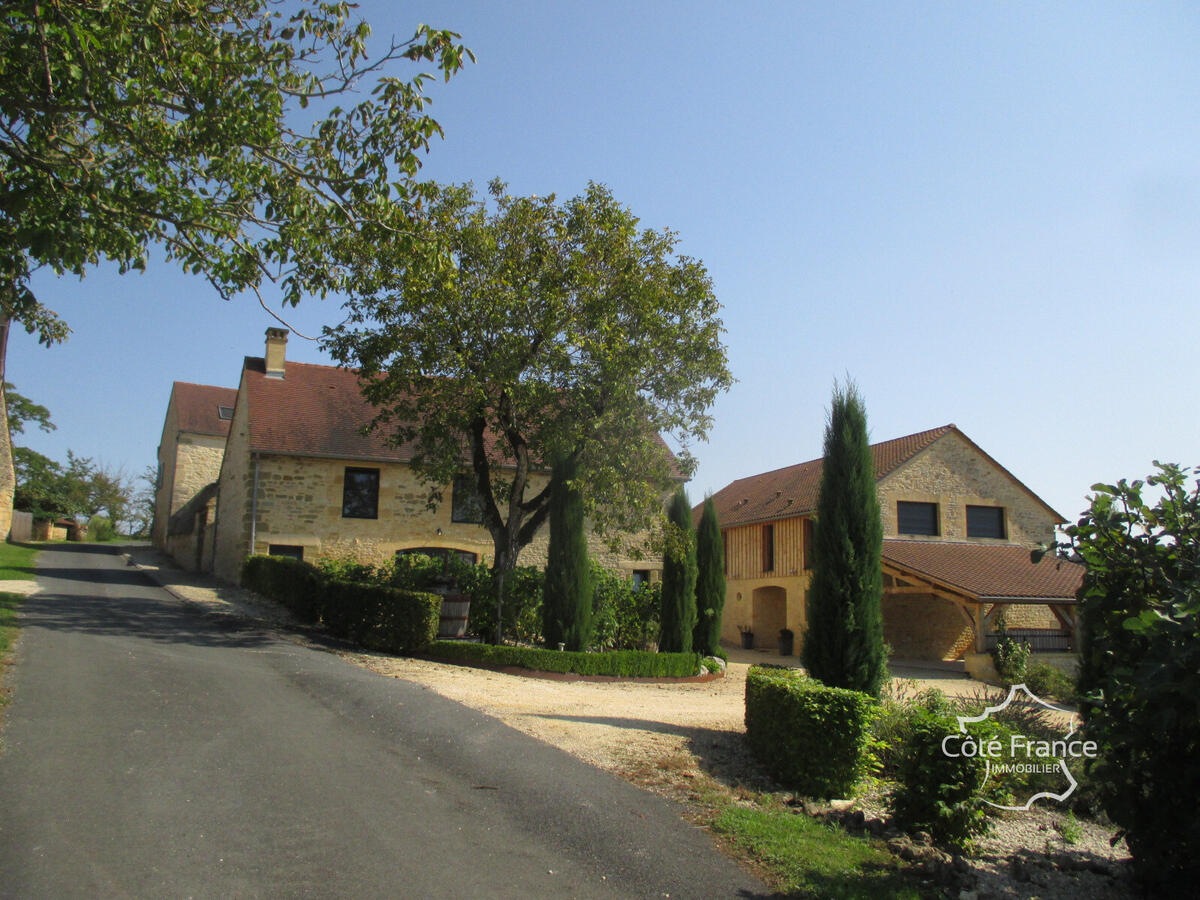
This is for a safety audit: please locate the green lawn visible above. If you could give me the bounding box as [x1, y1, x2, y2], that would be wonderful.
[0, 542, 39, 689]
[709, 800, 925, 899]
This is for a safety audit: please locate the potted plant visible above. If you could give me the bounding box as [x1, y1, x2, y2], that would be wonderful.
[778, 627, 794, 656]
[738, 624, 754, 650]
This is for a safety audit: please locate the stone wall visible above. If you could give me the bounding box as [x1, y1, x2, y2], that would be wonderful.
[151, 399, 180, 548]
[877, 431, 1061, 547]
[212, 377, 254, 582]
[719, 573, 810, 652]
[153, 393, 226, 550]
[212, 392, 655, 583]
[882, 592, 974, 660]
[718, 430, 1069, 657]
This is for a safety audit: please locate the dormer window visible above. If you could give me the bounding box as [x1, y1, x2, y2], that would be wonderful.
[897, 501, 939, 536]
[966, 505, 1006, 539]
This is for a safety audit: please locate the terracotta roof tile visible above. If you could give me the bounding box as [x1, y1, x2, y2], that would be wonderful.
[707, 425, 955, 526]
[172, 382, 237, 437]
[241, 358, 671, 472]
[882, 540, 1084, 601]
[243, 358, 419, 461]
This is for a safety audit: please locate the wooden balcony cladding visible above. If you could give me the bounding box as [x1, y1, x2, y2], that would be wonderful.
[724, 516, 809, 579]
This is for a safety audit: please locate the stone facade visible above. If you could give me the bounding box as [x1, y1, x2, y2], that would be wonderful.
[717, 428, 1070, 660]
[882, 592, 974, 661]
[153, 388, 230, 551]
[876, 430, 1059, 548]
[211, 368, 653, 582]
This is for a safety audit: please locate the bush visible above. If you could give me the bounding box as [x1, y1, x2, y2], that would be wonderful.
[889, 707, 990, 849]
[1057, 463, 1200, 891]
[321, 579, 440, 652]
[241, 554, 325, 623]
[87, 515, 117, 542]
[871, 686, 955, 779]
[744, 666, 875, 799]
[425, 641, 703, 677]
[990, 613, 1031, 685]
[875, 684, 1068, 812]
[464, 565, 544, 645]
[1023, 661, 1078, 705]
[591, 566, 661, 651]
[241, 555, 439, 651]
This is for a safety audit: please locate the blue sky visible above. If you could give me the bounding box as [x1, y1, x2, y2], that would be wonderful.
[14, 1, 1200, 525]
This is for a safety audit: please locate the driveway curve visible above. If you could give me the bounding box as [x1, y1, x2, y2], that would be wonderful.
[0, 544, 766, 899]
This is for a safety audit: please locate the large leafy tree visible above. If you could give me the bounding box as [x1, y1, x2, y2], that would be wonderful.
[325, 180, 731, 581]
[801, 381, 887, 697]
[1045, 464, 1199, 891]
[0, 0, 473, 536]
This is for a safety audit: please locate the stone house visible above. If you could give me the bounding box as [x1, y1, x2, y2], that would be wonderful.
[198, 329, 659, 584]
[707, 425, 1084, 668]
[152, 381, 237, 570]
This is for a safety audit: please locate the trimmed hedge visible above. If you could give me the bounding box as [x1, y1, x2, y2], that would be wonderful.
[241, 555, 439, 653]
[744, 665, 875, 799]
[425, 641, 704, 678]
[241, 554, 325, 623]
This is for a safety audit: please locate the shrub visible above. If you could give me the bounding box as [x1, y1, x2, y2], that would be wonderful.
[591, 566, 661, 651]
[316, 554, 383, 585]
[321, 579, 440, 652]
[241, 555, 439, 651]
[464, 565, 543, 645]
[1055, 463, 1200, 891]
[241, 554, 325, 623]
[1023, 661, 1078, 705]
[425, 641, 702, 677]
[889, 706, 990, 849]
[876, 684, 1067, 811]
[990, 612, 1031, 685]
[871, 685, 954, 779]
[87, 515, 117, 542]
[744, 665, 875, 799]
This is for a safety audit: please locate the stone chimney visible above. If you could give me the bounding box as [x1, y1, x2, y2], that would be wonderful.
[264, 327, 288, 379]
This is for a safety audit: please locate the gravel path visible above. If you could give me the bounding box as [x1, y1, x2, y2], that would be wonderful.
[126, 545, 1136, 899]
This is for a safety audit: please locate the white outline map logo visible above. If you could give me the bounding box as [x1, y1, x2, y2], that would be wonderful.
[946, 683, 1096, 812]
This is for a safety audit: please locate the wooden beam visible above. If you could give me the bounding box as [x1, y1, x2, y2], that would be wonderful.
[1048, 604, 1076, 632]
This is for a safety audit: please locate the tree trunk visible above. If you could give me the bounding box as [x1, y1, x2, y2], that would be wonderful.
[0, 319, 14, 542]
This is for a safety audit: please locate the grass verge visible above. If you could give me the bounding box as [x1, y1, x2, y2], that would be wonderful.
[708, 798, 923, 899]
[0, 542, 40, 708]
[622, 748, 927, 899]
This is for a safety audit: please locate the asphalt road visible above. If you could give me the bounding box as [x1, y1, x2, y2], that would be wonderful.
[0, 545, 767, 898]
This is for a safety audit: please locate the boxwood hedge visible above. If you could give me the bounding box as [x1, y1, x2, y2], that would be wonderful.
[425, 641, 704, 678]
[744, 665, 875, 799]
[241, 555, 439, 653]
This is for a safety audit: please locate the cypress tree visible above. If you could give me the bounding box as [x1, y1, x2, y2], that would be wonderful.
[693, 496, 726, 656]
[659, 485, 698, 652]
[801, 381, 887, 696]
[542, 455, 594, 651]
